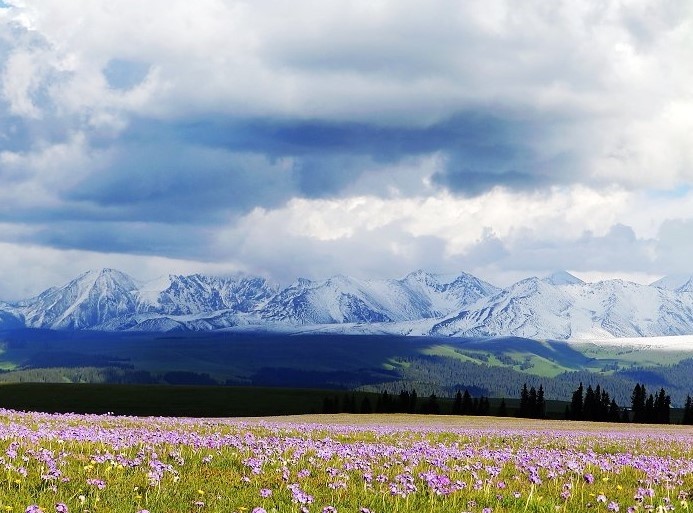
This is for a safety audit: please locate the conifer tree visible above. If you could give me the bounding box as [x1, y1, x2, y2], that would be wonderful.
[453, 390, 463, 415]
[519, 383, 529, 417]
[479, 396, 490, 416]
[423, 393, 440, 415]
[600, 389, 610, 422]
[584, 385, 596, 421]
[462, 389, 473, 415]
[631, 384, 646, 423]
[683, 395, 693, 425]
[360, 395, 372, 414]
[645, 394, 655, 423]
[608, 399, 620, 423]
[536, 384, 546, 419]
[570, 382, 584, 420]
[528, 386, 537, 417]
[498, 398, 508, 417]
[654, 388, 670, 424]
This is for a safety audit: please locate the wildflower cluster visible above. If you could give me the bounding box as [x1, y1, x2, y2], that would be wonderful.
[0, 408, 691, 512]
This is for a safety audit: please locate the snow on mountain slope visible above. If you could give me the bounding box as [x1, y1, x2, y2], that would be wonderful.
[260, 275, 393, 324]
[431, 277, 580, 339]
[7, 267, 693, 339]
[137, 274, 278, 315]
[398, 270, 500, 316]
[260, 271, 498, 325]
[0, 302, 24, 329]
[652, 274, 693, 292]
[20, 269, 139, 329]
[431, 277, 693, 340]
[542, 270, 584, 286]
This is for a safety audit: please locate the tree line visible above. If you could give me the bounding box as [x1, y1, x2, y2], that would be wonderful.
[566, 382, 623, 422]
[322, 388, 496, 416]
[362, 355, 693, 407]
[324, 382, 693, 425]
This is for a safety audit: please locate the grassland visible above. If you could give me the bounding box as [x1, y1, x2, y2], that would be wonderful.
[0, 410, 691, 513]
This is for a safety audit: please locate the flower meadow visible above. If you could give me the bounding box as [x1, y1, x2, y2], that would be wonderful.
[0, 409, 692, 513]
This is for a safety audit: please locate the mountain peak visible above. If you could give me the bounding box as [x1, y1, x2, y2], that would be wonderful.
[651, 274, 693, 292]
[542, 270, 584, 286]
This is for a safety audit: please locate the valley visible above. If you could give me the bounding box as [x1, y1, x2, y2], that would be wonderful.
[1, 330, 692, 406]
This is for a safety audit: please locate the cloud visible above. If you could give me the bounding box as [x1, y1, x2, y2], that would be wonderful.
[0, 0, 692, 295]
[0, 242, 245, 301]
[2, 1, 692, 196]
[656, 219, 693, 273]
[209, 186, 647, 281]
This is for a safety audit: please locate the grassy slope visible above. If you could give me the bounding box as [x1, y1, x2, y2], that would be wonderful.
[1, 330, 692, 403]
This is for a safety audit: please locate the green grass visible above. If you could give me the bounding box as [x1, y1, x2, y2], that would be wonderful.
[0, 411, 691, 513]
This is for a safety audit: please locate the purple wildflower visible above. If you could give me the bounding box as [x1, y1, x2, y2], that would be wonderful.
[86, 478, 106, 489]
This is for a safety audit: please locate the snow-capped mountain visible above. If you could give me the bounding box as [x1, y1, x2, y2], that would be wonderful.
[3, 268, 693, 340]
[260, 271, 499, 325]
[651, 274, 693, 293]
[4, 268, 499, 332]
[430, 273, 693, 339]
[20, 269, 139, 329]
[542, 270, 585, 286]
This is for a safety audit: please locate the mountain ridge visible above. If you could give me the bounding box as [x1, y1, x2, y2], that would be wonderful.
[2, 268, 693, 340]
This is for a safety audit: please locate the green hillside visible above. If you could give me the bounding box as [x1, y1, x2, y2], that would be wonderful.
[1, 330, 692, 405]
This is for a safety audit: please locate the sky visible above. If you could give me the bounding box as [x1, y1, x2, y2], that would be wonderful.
[0, 0, 692, 300]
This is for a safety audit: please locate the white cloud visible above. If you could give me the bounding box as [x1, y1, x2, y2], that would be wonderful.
[0, 0, 692, 290]
[2, 49, 45, 118]
[0, 133, 105, 209]
[212, 185, 668, 282]
[0, 241, 245, 301]
[5, 1, 692, 125]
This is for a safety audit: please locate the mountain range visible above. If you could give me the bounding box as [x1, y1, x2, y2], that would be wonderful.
[2, 268, 693, 340]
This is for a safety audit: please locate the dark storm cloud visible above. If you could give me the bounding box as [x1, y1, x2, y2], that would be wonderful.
[63, 142, 295, 224]
[15, 220, 214, 259]
[114, 110, 572, 205]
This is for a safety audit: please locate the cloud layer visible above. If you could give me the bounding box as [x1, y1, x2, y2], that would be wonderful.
[0, 0, 692, 298]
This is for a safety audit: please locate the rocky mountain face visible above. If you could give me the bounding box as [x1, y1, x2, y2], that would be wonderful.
[2, 268, 693, 340]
